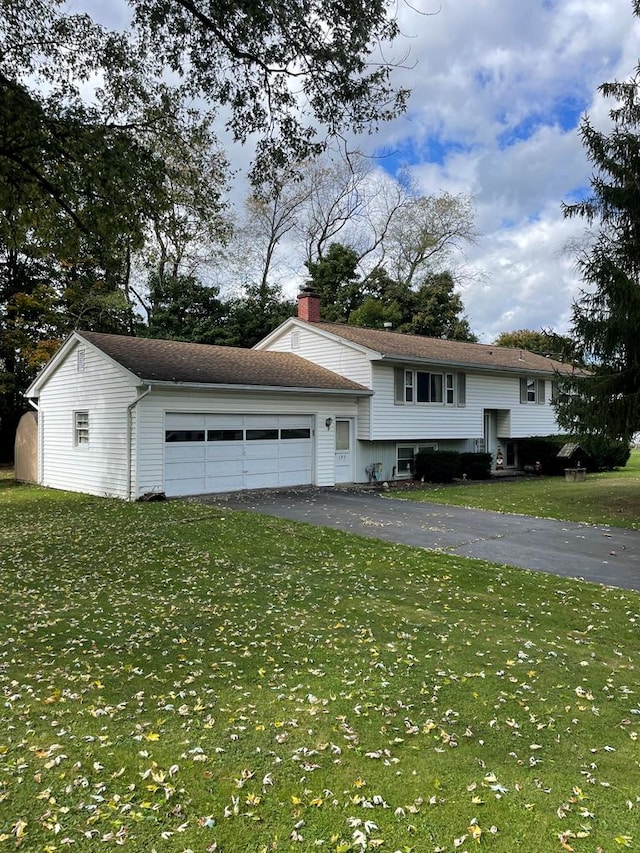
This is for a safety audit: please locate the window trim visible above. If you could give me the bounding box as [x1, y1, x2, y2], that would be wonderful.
[395, 367, 466, 407]
[520, 376, 546, 405]
[396, 442, 438, 478]
[74, 410, 89, 447]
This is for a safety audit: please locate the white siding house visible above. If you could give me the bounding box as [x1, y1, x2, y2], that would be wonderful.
[24, 288, 578, 499]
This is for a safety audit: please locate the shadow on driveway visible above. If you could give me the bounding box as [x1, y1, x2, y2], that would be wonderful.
[195, 487, 640, 592]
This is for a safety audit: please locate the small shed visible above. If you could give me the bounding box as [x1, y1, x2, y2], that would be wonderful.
[14, 410, 39, 483]
[557, 442, 590, 469]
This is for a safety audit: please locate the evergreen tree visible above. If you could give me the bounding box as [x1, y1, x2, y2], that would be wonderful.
[557, 7, 640, 441]
[305, 244, 362, 322]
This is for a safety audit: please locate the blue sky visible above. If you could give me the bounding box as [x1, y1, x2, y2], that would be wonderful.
[83, 0, 639, 342]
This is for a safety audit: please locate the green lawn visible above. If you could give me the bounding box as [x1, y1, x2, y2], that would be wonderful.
[388, 451, 640, 530]
[1, 477, 640, 852]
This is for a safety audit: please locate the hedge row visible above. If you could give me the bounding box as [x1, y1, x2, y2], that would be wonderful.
[518, 435, 630, 474]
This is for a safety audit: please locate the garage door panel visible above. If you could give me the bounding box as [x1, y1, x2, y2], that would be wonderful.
[165, 476, 206, 497]
[245, 455, 281, 474]
[278, 455, 311, 473]
[205, 459, 243, 477]
[166, 413, 206, 429]
[278, 470, 310, 486]
[244, 472, 279, 489]
[206, 443, 243, 462]
[166, 460, 208, 479]
[165, 444, 206, 462]
[205, 474, 244, 492]
[244, 442, 278, 459]
[279, 440, 311, 458]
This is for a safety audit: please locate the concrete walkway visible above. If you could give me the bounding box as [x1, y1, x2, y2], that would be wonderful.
[203, 487, 640, 592]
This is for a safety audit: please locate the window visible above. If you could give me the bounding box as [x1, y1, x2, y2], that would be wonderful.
[446, 373, 455, 405]
[404, 370, 414, 402]
[457, 372, 466, 407]
[520, 377, 545, 405]
[335, 420, 350, 451]
[74, 411, 89, 446]
[207, 429, 243, 442]
[281, 428, 311, 439]
[409, 370, 443, 403]
[396, 443, 438, 478]
[246, 429, 278, 441]
[165, 430, 205, 442]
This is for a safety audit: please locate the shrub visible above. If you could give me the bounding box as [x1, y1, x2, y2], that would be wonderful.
[579, 434, 630, 470]
[458, 452, 492, 480]
[412, 450, 492, 482]
[413, 450, 460, 483]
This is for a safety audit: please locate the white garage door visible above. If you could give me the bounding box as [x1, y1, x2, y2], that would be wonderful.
[164, 413, 314, 496]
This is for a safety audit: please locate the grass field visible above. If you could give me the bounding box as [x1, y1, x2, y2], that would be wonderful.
[1, 475, 640, 851]
[388, 451, 640, 530]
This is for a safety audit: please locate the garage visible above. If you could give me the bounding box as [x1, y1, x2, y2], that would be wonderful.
[164, 413, 314, 496]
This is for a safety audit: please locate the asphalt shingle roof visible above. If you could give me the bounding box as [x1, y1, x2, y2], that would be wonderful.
[78, 331, 368, 392]
[309, 321, 576, 375]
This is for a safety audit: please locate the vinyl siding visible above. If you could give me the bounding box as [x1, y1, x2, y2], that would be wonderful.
[37, 341, 139, 499]
[135, 388, 359, 496]
[371, 364, 560, 441]
[262, 325, 372, 387]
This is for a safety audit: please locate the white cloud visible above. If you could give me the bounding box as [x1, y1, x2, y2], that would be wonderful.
[358, 0, 640, 340]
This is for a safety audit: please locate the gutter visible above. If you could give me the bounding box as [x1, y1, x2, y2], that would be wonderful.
[378, 353, 571, 376]
[138, 380, 373, 396]
[126, 385, 152, 501]
[27, 397, 41, 483]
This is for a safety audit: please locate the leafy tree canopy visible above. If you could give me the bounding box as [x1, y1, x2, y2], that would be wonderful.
[494, 329, 580, 363]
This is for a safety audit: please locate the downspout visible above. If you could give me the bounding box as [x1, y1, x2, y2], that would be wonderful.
[28, 397, 41, 483]
[127, 385, 152, 501]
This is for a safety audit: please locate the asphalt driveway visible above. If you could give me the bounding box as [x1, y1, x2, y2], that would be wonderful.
[203, 487, 640, 592]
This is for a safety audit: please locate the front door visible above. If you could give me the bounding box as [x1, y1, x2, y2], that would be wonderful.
[334, 418, 353, 483]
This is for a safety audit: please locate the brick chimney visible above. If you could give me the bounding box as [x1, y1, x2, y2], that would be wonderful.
[297, 285, 321, 322]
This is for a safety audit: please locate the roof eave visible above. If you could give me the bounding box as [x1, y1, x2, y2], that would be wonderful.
[378, 353, 571, 375]
[143, 379, 372, 396]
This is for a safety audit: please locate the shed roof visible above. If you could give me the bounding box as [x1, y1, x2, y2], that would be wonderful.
[77, 331, 368, 393]
[308, 321, 577, 375]
[557, 442, 589, 459]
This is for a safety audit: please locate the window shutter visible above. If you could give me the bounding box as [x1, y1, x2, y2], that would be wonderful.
[394, 367, 404, 405]
[551, 380, 558, 402]
[537, 379, 545, 404]
[520, 377, 528, 404]
[456, 372, 466, 407]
